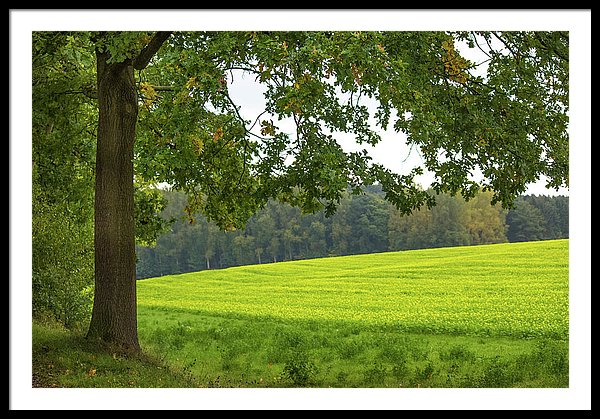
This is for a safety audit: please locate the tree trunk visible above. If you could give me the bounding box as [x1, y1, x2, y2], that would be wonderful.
[86, 51, 140, 353]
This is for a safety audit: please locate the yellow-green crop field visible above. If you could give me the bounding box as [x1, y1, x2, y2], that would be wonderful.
[136, 239, 569, 387]
[138, 239, 568, 339]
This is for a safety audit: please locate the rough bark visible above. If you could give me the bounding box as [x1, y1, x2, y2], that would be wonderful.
[86, 51, 140, 352]
[86, 32, 172, 352]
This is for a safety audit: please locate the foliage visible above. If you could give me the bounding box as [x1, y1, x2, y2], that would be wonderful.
[32, 181, 94, 328]
[282, 351, 318, 386]
[506, 195, 569, 242]
[388, 190, 507, 251]
[134, 182, 172, 247]
[506, 198, 547, 242]
[32, 33, 97, 328]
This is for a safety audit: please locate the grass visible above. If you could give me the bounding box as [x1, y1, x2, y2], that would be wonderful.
[32, 239, 569, 388]
[32, 319, 198, 388]
[137, 308, 568, 388]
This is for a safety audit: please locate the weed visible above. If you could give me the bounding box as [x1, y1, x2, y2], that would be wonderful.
[182, 358, 197, 380]
[265, 327, 306, 364]
[335, 370, 349, 386]
[282, 351, 317, 387]
[533, 340, 569, 375]
[443, 362, 461, 386]
[276, 328, 306, 349]
[363, 362, 387, 386]
[408, 342, 430, 361]
[380, 344, 409, 365]
[478, 356, 513, 387]
[391, 361, 409, 381]
[32, 321, 197, 388]
[218, 343, 241, 371]
[336, 338, 363, 360]
[413, 361, 436, 385]
[440, 344, 476, 362]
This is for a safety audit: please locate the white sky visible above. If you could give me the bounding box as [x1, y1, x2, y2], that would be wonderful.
[10, 9, 590, 411]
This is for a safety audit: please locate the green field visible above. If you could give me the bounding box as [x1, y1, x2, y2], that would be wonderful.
[135, 239, 569, 387]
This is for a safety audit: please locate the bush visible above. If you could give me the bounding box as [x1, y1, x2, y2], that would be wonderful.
[32, 185, 94, 329]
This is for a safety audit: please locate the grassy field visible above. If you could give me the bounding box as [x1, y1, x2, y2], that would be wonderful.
[31, 319, 198, 388]
[133, 239, 569, 388]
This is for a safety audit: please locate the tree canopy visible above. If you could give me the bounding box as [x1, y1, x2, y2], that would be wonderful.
[35, 31, 568, 227]
[134, 31, 569, 227]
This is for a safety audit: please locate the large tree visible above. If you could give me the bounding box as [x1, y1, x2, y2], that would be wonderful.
[32, 31, 568, 352]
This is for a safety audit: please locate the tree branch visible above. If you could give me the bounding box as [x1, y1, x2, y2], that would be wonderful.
[249, 109, 270, 132]
[492, 32, 518, 60]
[53, 88, 98, 100]
[133, 32, 173, 70]
[151, 85, 176, 92]
[470, 32, 492, 60]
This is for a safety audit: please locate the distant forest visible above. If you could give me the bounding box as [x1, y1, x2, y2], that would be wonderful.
[136, 187, 569, 279]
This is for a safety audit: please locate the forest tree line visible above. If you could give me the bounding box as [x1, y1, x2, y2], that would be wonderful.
[136, 187, 569, 279]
